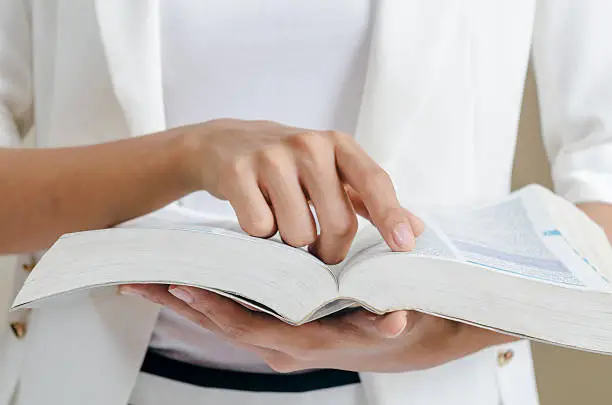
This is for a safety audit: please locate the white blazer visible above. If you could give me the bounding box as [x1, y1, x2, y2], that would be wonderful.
[1, 1, 612, 404]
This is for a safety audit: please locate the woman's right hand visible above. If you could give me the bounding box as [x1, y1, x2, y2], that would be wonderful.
[179, 118, 423, 264]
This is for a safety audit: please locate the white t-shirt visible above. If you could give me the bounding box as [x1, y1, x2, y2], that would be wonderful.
[151, 0, 373, 372]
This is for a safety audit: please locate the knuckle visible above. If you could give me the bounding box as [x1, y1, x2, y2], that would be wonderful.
[326, 213, 358, 239]
[280, 228, 317, 248]
[223, 323, 253, 342]
[226, 155, 251, 177]
[239, 213, 276, 238]
[362, 167, 392, 194]
[217, 156, 251, 194]
[325, 130, 351, 143]
[286, 132, 332, 155]
[257, 146, 291, 173]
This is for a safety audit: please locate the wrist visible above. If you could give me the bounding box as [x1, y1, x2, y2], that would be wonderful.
[165, 126, 208, 194]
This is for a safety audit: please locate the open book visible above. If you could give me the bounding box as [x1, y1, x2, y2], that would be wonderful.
[12, 185, 612, 354]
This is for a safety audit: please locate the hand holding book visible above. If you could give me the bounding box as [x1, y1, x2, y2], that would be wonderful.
[121, 283, 516, 373]
[118, 117, 431, 365]
[15, 185, 612, 366]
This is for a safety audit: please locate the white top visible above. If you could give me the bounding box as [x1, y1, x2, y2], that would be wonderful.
[4, 2, 610, 403]
[152, 0, 373, 372]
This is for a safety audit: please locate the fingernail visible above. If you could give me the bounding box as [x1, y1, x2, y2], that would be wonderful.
[388, 312, 409, 338]
[169, 287, 194, 304]
[118, 286, 143, 297]
[392, 223, 414, 250]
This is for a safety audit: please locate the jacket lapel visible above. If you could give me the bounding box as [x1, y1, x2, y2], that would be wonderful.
[16, 2, 163, 405]
[356, 0, 478, 207]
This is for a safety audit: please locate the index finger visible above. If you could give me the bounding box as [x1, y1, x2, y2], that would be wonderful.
[331, 132, 418, 251]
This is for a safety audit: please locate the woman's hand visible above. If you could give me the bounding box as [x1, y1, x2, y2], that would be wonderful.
[119, 285, 517, 373]
[0, 117, 420, 259]
[179, 118, 422, 264]
[121, 119, 433, 369]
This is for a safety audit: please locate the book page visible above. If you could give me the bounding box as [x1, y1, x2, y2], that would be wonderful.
[434, 186, 610, 289]
[13, 205, 340, 323]
[123, 203, 342, 282]
[340, 220, 463, 280]
[120, 203, 262, 240]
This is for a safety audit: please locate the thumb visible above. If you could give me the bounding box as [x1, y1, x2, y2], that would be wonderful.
[374, 311, 416, 338]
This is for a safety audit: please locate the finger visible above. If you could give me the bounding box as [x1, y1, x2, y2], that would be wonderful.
[118, 283, 170, 304]
[408, 212, 426, 236]
[168, 286, 300, 349]
[297, 141, 358, 264]
[412, 314, 517, 365]
[258, 152, 316, 247]
[345, 184, 371, 221]
[346, 184, 426, 237]
[118, 284, 221, 332]
[119, 285, 282, 359]
[221, 162, 277, 238]
[169, 287, 377, 356]
[460, 323, 519, 349]
[341, 309, 415, 339]
[373, 311, 416, 338]
[331, 132, 417, 251]
[336, 309, 379, 334]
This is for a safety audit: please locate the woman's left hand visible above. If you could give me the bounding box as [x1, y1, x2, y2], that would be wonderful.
[119, 284, 517, 372]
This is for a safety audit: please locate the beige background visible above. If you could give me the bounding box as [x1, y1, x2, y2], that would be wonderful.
[514, 64, 612, 404]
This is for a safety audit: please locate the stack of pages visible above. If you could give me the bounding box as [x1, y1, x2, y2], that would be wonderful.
[12, 185, 612, 354]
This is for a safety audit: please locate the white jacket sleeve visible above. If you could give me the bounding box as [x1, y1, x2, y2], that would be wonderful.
[0, 0, 32, 147]
[533, 0, 612, 204]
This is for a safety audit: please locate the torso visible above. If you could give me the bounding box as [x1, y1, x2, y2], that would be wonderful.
[153, 0, 374, 371]
[21, 2, 539, 401]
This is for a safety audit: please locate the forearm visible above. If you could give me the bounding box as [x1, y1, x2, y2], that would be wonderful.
[0, 129, 199, 253]
[577, 202, 612, 245]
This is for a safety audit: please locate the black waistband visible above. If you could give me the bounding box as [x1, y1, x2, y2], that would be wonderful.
[141, 350, 360, 393]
